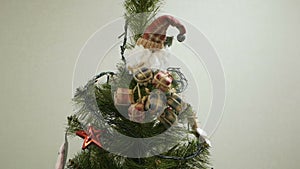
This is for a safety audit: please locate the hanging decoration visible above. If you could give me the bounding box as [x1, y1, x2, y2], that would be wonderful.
[76, 126, 103, 150]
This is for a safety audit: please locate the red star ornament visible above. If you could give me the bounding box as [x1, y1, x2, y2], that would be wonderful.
[76, 126, 103, 149]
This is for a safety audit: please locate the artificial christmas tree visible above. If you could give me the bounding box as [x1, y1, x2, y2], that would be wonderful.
[56, 1, 212, 169]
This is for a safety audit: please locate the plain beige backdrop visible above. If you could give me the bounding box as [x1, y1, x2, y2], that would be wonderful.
[1, 0, 299, 169]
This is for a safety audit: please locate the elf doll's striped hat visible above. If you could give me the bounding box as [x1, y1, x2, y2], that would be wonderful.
[136, 15, 186, 50]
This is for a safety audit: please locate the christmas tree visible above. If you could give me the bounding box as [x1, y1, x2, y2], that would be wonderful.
[55, 1, 212, 169]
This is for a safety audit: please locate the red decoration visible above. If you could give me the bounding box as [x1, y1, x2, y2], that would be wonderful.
[128, 103, 145, 123]
[76, 126, 103, 149]
[136, 15, 186, 50]
[152, 71, 173, 92]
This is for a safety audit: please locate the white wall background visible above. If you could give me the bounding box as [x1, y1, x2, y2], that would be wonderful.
[0, 0, 299, 169]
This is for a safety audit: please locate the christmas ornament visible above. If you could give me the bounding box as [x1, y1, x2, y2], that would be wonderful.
[145, 89, 167, 118]
[76, 126, 103, 149]
[152, 71, 173, 92]
[132, 67, 153, 85]
[127, 15, 187, 70]
[158, 107, 177, 128]
[114, 88, 134, 107]
[167, 92, 186, 113]
[128, 103, 145, 123]
[55, 133, 68, 169]
[137, 15, 186, 50]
